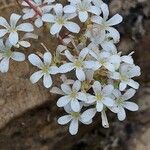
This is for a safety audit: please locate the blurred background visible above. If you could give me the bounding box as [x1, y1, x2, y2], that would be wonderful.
[0, 0, 149, 149]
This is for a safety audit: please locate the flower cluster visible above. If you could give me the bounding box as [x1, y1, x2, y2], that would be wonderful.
[0, 0, 141, 135]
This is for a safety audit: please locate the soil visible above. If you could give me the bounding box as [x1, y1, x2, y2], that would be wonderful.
[0, 0, 149, 150]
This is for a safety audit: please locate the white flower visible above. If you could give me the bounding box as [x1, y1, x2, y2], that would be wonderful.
[28, 52, 59, 88]
[58, 105, 93, 135]
[87, 81, 114, 112]
[22, 0, 53, 28]
[91, 3, 123, 42]
[59, 48, 100, 81]
[110, 88, 139, 121]
[110, 63, 141, 91]
[89, 50, 121, 72]
[42, 4, 80, 35]
[0, 39, 25, 73]
[0, 13, 34, 45]
[64, 0, 101, 22]
[56, 80, 87, 112]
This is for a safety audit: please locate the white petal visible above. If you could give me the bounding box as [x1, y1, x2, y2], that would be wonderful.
[96, 101, 103, 112]
[57, 95, 70, 107]
[30, 71, 43, 84]
[91, 15, 103, 24]
[34, 18, 43, 28]
[113, 89, 121, 98]
[71, 100, 80, 112]
[59, 63, 74, 73]
[104, 62, 115, 72]
[121, 56, 134, 64]
[61, 84, 71, 94]
[88, 6, 101, 15]
[87, 95, 96, 104]
[72, 80, 81, 92]
[106, 14, 123, 26]
[65, 50, 75, 62]
[101, 3, 109, 20]
[58, 115, 72, 125]
[117, 107, 126, 121]
[64, 21, 80, 33]
[119, 82, 127, 91]
[0, 16, 9, 28]
[42, 14, 55, 23]
[103, 97, 114, 107]
[28, 54, 43, 69]
[10, 13, 21, 28]
[127, 79, 139, 89]
[9, 32, 18, 45]
[79, 48, 89, 59]
[79, 11, 88, 22]
[0, 58, 9, 73]
[81, 108, 96, 123]
[123, 88, 136, 100]
[77, 92, 87, 102]
[102, 85, 114, 96]
[76, 68, 85, 81]
[129, 66, 141, 78]
[63, 5, 76, 13]
[18, 41, 31, 48]
[50, 23, 62, 35]
[11, 52, 25, 62]
[43, 74, 52, 88]
[124, 102, 139, 111]
[106, 27, 120, 43]
[43, 52, 52, 65]
[54, 4, 63, 15]
[92, 81, 102, 93]
[17, 23, 34, 32]
[69, 119, 79, 135]
[0, 29, 8, 38]
[49, 66, 59, 75]
[84, 61, 100, 70]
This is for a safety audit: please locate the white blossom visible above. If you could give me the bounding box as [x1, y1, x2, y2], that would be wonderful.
[28, 52, 59, 88]
[59, 48, 100, 81]
[87, 81, 114, 112]
[91, 3, 123, 42]
[58, 105, 93, 135]
[0, 39, 25, 73]
[110, 63, 141, 91]
[42, 4, 80, 35]
[56, 80, 87, 112]
[0, 13, 34, 45]
[22, 0, 53, 28]
[110, 88, 139, 121]
[64, 0, 101, 22]
[89, 50, 121, 72]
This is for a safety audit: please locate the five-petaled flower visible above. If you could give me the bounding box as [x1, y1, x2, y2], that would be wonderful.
[0, 13, 34, 45]
[110, 88, 139, 121]
[28, 52, 59, 88]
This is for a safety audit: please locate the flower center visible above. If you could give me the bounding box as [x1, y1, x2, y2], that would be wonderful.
[116, 97, 124, 106]
[56, 17, 65, 25]
[42, 65, 49, 74]
[96, 93, 104, 101]
[74, 59, 83, 68]
[71, 112, 80, 118]
[70, 90, 77, 99]
[120, 74, 128, 81]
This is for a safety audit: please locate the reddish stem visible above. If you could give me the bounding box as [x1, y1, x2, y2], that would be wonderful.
[23, 0, 42, 17]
